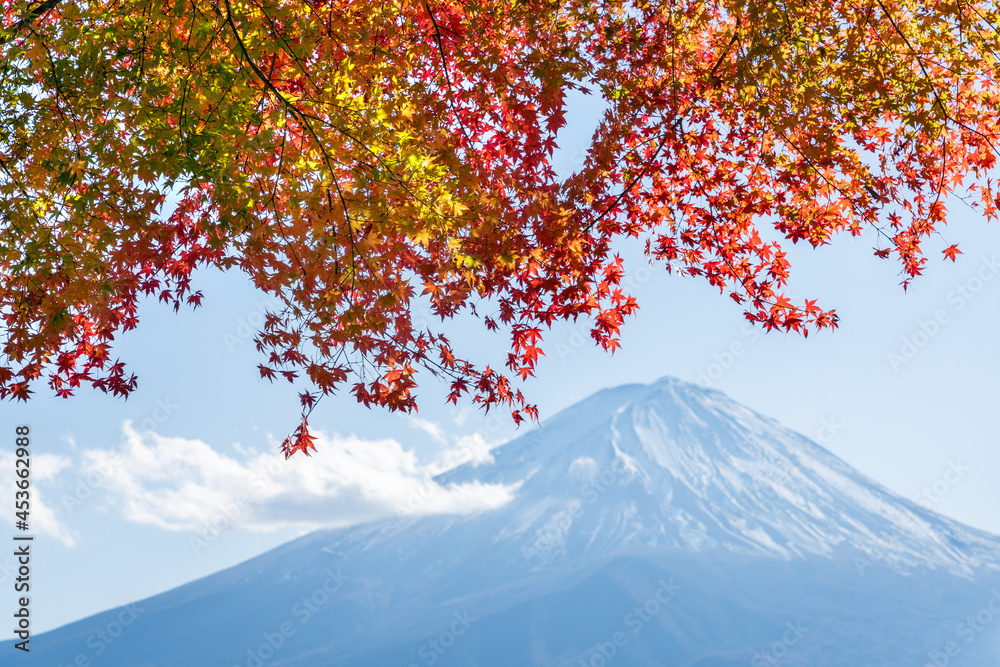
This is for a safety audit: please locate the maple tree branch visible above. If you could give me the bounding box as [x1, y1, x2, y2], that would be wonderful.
[871, 0, 999, 158]
[0, 0, 62, 45]
[246, 0, 325, 96]
[220, 0, 455, 268]
[582, 19, 747, 237]
[221, 0, 367, 287]
[583, 120, 677, 234]
[761, 115, 891, 246]
[708, 18, 742, 83]
[424, 2, 474, 147]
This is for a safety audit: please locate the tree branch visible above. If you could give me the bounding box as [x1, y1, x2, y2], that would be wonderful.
[1, 0, 63, 46]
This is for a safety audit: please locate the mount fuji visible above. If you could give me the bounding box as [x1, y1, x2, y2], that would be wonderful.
[6, 377, 1000, 666]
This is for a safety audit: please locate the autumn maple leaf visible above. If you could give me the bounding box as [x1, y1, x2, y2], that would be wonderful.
[280, 420, 318, 459]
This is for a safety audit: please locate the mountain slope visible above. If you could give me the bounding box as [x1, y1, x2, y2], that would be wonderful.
[6, 377, 1000, 666]
[435, 377, 1000, 574]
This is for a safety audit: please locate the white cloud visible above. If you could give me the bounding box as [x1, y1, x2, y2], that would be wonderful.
[0, 452, 76, 546]
[80, 422, 517, 534]
[407, 416, 448, 445]
[428, 433, 495, 474]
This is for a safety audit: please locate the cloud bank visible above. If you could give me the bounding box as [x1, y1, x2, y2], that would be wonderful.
[78, 421, 515, 535]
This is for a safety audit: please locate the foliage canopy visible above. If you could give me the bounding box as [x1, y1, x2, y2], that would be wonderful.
[1, 0, 997, 455]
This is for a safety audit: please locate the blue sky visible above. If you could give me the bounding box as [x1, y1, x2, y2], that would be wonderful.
[3, 93, 1000, 638]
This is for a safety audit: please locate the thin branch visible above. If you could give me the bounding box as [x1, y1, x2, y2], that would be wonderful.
[0, 0, 63, 46]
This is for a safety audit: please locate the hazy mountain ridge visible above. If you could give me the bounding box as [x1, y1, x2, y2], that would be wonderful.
[6, 377, 1000, 666]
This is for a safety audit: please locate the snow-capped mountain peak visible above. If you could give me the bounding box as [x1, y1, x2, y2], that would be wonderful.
[438, 377, 998, 576]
